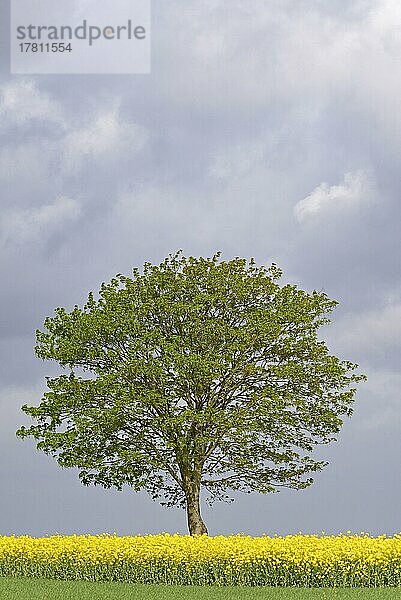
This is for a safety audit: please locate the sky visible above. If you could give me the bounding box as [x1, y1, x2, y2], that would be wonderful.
[0, 0, 400, 537]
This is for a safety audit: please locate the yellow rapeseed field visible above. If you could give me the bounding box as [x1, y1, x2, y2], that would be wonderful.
[1, 533, 400, 586]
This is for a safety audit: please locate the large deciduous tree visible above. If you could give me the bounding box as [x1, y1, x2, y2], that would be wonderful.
[17, 252, 365, 535]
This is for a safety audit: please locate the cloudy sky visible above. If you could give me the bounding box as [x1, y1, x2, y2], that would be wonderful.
[1, 0, 400, 537]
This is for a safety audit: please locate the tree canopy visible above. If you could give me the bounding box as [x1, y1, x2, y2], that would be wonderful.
[17, 252, 366, 534]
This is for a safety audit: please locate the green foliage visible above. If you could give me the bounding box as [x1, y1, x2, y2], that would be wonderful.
[17, 251, 366, 510]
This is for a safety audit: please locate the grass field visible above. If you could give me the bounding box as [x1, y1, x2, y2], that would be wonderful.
[1, 578, 401, 600]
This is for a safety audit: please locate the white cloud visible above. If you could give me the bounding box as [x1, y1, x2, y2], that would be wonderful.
[62, 104, 148, 173]
[368, 0, 401, 44]
[0, 81, 148, 179]
[293, 171, 372, 223]
[156, 0, 401, 152]
[0, 196, 81, 246]
[0, 79, 64, 128]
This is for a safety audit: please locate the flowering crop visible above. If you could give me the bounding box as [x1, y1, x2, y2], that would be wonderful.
[1, 533, 401, 586]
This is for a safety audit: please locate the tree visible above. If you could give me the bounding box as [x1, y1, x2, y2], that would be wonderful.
[17, 252, 366, 535]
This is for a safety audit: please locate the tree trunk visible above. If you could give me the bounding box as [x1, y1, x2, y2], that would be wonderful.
[185, 484, 208, 535]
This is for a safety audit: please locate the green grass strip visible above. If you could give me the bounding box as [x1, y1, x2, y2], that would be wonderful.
[1, 578, 401, 600]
